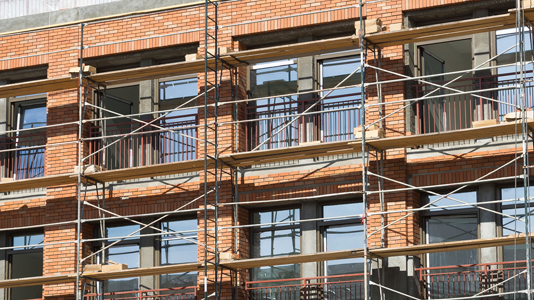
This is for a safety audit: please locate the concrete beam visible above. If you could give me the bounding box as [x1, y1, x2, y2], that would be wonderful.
[0, 0, 200, 34]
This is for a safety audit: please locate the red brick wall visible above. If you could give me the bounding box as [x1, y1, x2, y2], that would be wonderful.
[0, 0, 519, 298]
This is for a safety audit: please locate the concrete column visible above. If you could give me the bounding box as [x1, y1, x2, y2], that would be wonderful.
[472, 9, 497, 121]
[0, 80, 9, 180]
[139, 59, 156, 165]
[139, 217, 157, 290]
[301, 201, 318, 279]
[478, 183, 498, 263]
[0, 232, 6, 300]
[297, 36, 318, 143]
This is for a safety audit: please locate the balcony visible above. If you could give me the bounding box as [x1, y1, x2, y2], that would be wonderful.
[83, 287, 196, 300]
[245, 92, 362, 151]
[245, 273, 365, 300]
[88, 113, 198, 171]
[414, 71, 534, 135]
[0, 132, 46, 180]
[417, 260, 534, 299]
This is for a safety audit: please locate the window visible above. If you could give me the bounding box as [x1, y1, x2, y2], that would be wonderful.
[160, 219, 197, 292]
[501, 186, 534, 262]
[248, 60, 299, 150]
[319, 55, 362, 142]
[1, 98, 47, 180]
[422, 191, 478, 298]
[321, 203, 364, 276]
[251, 207, 301, 281]
[101, 225, 140, 294]
[247, 55, 362, 150]
[8, 232, 44, 300]
[158, 77, 198, 163]
[495, 28, 534, 119]
[90, 85, 139, 170]
[425, 191, 478, 269]
[416, 39, 474, 134]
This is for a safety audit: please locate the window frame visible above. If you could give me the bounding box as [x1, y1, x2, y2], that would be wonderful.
[6, 231, 44, 300]
[157, 74, 199, 112]
[249, 205, 301, 281]
[319, 200, 364, 277]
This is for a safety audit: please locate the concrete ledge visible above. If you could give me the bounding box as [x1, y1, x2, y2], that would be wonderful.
[0, 0, 200, 34]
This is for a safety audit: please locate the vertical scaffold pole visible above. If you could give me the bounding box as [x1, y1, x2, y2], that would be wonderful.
[76, 22, 85, 300]
[517, 1, 533, 298]
[204, 0, 220, 299]
[359, 0, 370, 299]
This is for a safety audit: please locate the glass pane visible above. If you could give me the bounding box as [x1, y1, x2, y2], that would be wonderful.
[252, 208, 301, 281]
[252, 208, 300, 228]
[11, 251, 43, 300]
[427, 216, 478, 268]
[502, 207, 533, 262]
[12, 233, 44, 250]
[321, 56, 362, 142]
[249, 61, 299, 150]
[160, 219, 197, 265]
[106, 244, 139, 268]
[159, 78, 198, 102]
[427, 191, 477, 211]
[501, 187, 534, 262]
[426, 216, 478, 299]
[105, 277, 139, 295]
[20, 105, 46, 129]
[106, 225, 141, 242]
[252, 264, 301, 281]
[160, 272, 198, 290]
[325, 225, 365, 276]
[323, 203, 362, 220]
[322, 56, 361, 90]
[160, 219, 198, 291]
[15, 104, 46, 180]
[104, 228, 139, 296]
[253, 62, 298, 98]
[254, 229, 300, 257]
[496, 28, 532, 66]
[501, 186, 534, 202]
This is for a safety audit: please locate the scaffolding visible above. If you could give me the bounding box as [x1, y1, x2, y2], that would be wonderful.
[0, 1, 532, 300]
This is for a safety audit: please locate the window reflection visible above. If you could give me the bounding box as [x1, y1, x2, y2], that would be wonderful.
[252, 208, 301, 281]
[249, 61, 299, 150]
[427, 191, 477, 211]
[160, 219, 198, 291]
[103, 225, 140, 295]
[501, 186, 534, 262]
[322, 203, 364, 277]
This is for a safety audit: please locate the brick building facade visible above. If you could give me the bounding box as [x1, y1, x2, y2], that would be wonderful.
[0, 0, 531, 299]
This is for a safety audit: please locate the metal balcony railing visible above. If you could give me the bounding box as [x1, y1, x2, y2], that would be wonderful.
[417, 260, 534, 299]
[245, 92, 362, 151]
[0, 131, 46, 180]
[414, 71, 534, 134]
[89, 114, 198, 171]
[83, 287, 196, 300]
[245, 273, 365, 300]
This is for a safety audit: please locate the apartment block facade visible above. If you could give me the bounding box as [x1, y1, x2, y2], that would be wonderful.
[0, 0, 532, 299]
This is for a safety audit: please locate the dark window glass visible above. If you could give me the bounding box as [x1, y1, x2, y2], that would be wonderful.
[10, 233, 44, 300]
